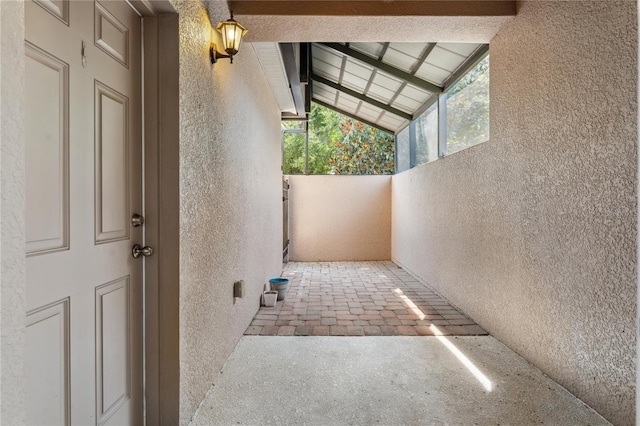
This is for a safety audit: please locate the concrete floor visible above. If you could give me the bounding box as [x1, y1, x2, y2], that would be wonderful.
[190, 336, 610, 425]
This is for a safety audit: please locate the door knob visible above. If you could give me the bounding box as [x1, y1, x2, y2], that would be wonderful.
[131, 213, 145, 227]
[132, 244, 153, 259]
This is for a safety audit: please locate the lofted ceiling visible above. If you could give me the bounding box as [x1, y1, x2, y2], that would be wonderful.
[254, 41, 488, 134]
[310, 42, 488, 134]
[246, 1, 507, 134]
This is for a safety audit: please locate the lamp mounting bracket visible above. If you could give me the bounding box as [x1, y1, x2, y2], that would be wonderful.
[210, 43, 233, 64]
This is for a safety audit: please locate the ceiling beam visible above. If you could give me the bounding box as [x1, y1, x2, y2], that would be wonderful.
[229, 1, 516, 16]
[442, 44, 489, 90]
[280, 43, 305, 116]
[299, 42, 310, 84]
[411, 44, 489, 121]
[312, 98, 394, 135]
[281, 113, 308, 121]
[412, 94, 439, 122]
[319, 43, 443, 94]
[383, 43, 437, 115]
[305, 79, 312, 114]
[411, 43, 437, 75]
[378, 42, 390, 61]
[311, 73, 412, 121]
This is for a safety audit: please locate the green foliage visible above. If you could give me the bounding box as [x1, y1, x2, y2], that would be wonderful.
[307, 104, 342, 174]
[330, 119, 395, 175]
[282, 132, 306, 174]
[282, 103, 395, 175]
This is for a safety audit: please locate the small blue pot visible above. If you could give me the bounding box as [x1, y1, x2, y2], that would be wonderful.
[269, 278, 290, 301]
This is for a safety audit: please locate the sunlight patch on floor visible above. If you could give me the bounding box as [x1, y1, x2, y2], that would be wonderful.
[431, 324, 493, 392]
[394, 287, 425, 320]
[395, 287, 493, 391]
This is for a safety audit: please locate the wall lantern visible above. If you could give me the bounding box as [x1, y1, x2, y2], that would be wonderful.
[210, 15, 248, 64]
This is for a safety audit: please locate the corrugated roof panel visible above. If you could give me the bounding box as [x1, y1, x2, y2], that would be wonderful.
[372, 72, 403, 92]
[414, 62, 451, 85]
[366, 84, 396, 104]
[396, 84, 432, 105]
[350, 42, 384, 59]
[392, 86, 431, 113]
[359, 103, 383, 118]
[314, 65, 341, 82]
[314, 93, 335, 106]
[378, 113, 406, 129]
[381, 47, 415, 73]
[313, 45, 343, 68]
[377, 120, 405, 133]
[336, 92, 360, 111]
[401, 84, 431, 102]
[314, 90, 335, 102]
[308, 42, 488, 133]
[385, 114, 407, 127]
[425, 46, 466, 72]
[367, 92, 391, 105]
[358, 111, 381, 123]
[314, 55, 341, 76]
[313, 84, 336, 101]
[341, 71, 369, 92]
[388, 42, 425, 58]
[438, 42, 480, 57]
[344, 58, 374, 79]
[391, 95, 422, 113]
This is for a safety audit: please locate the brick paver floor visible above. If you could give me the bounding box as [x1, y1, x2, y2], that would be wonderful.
[245, 261, 488, 337]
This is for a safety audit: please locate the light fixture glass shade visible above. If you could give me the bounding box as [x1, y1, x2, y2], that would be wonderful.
[216, 18, 247, 56]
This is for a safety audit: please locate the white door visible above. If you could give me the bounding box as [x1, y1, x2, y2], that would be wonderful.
[25, 0, 143, 424]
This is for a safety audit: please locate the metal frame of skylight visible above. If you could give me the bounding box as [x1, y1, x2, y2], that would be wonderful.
[309, 42, 488, 136]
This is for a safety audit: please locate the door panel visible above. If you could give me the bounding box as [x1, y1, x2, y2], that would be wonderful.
[95, 277, 131, 425]
[33, 0, 69, 24]
[25, 43, 69, 255]
[95, 81, 130, 243]
[94, 2, 129, 67]
[26, 299, 70, 426]
[25, 0, 143, 424]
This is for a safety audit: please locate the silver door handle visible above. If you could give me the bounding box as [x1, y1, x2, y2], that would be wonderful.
[132, 244, 153, 259]
[131, 213, 145, 227]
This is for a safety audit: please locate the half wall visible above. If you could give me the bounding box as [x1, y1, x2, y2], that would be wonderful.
[288, 175, 391, 261]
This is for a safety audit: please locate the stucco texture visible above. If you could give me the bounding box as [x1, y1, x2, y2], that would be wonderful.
[239, 15, 513, 43]
[288, 175, 391, 261]
[173, 1, 282, 424]
[391, 2, 636, 425]
[0, 1, 26, 424]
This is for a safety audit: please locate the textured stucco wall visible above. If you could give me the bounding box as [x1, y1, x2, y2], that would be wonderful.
[172, 1, 282, 424]
[239, 15, 514, 43]
[288, 175, 391, 261]
[0, 1, 26, 424]
[392, 2, 637, 425]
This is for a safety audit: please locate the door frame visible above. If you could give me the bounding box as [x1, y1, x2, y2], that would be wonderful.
[128, 2, 180, 424]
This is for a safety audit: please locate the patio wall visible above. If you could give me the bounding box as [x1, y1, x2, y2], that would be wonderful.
[391, 2, 636, 425]
[287, 175, 391, 261]
[1, 1, 26, 423]
[175, 1, 283, 423]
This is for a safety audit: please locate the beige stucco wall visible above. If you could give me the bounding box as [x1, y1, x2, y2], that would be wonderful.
[392, 2, 637, 425]
[288, 175, 391, 261]
[173, 1, 283, 424]
[0, 1, 26, 424]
